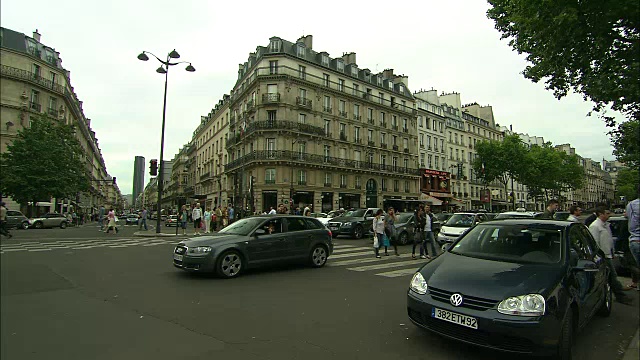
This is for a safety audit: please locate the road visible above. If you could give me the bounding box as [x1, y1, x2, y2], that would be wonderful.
[1, 231, 638, 360]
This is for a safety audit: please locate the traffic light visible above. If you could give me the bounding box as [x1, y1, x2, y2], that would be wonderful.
[150, 159, 158, 176]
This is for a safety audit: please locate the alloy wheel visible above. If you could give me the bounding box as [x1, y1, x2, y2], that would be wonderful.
[311, 246, 327, 267]
[220, 252, 242, 277]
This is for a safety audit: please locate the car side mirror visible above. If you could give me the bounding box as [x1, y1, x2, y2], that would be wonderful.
[254, 229, 266, 236]
[573, 259, 599, 272]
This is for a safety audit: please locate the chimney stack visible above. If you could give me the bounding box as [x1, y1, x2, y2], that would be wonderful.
[297, 35, 313, 50]
[33, 29, 41, 42]
[341, 52, 356, 65]
[383, 69, 395, 79]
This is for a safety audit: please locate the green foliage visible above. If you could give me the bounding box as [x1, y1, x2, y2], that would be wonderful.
[520, 144, 585, 201]
[610, 119, 639, 168]
[487, 0, 640, 123]
[616, 167, 640, 201]
[472, 134, 529, 200]
[0, 117, 89, 206]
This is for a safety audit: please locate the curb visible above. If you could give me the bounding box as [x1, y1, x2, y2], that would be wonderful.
[623, 327, 639, 360]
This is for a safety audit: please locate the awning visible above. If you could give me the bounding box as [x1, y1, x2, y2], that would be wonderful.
[449, 198, 465, 206]
[419, 193, 443, 206]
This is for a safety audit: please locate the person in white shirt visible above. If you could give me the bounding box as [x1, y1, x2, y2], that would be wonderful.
[567, 205, 582, 222]
[588, 206, 633, 305]
[192, 203, 203, 235]
[268, 207, 277, 215]
[372, 209, 386, 258]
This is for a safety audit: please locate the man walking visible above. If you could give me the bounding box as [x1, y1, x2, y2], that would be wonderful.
[567, 205, 582, 222]
[139, 207, 148, 231]
[192, 203, 202, 236]
[228, 205, 235, 224]
[98, 205, 106, 231]
[589, 206, 633, 305]
[626, 185, 640, 286]
[541, 199, 559, 219]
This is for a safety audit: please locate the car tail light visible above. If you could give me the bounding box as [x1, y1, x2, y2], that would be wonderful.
[327, 229, 332, 237]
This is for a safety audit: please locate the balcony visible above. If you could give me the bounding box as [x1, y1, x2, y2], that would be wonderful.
[226, 120, 326, 148]
[30, 101, 41, 112]
[355, 185, 362, 190]
[265, 179, 276, 184]
[339, 133, 348, 141]
[403, 128, 408, 133]
[323, 106, 332, 113]
[392, 125, 398, 131]
[47, 107, 57, 117]
[353, 115, 361, 121]
[324, 183, 332, 187]
[392, 145, 399, 151]
[355, 138, 362, 144]
[394, 188, 399, 192]
[199, 172, 211, 181]
[246, 99, 256, 113]
[380, 121, 387, 128]
[382, 187, 388, 191]
[368, 140, 375, 146]
[262, 93, 281, 103]
[340, 184, 347, 188]
[405, 189, 410, 193]
[296, 97, 312, 109]
[339, 110, 348, 118]
[367, 118, 374, 125]
[404, 149, 409, 153]
[298, 181, 307, 185]
[224, 150, 421, 176]
[381, 143, 387, 149]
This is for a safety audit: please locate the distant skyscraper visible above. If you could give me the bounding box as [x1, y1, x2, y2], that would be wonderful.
[133, 156, 145, 207]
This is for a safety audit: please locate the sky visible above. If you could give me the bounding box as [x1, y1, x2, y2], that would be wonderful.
[1, 0, 622, 196]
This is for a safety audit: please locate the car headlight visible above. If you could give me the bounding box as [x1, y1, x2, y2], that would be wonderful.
[497, 294, 545, 316]
[410, 272, 428, 295]
[188, 246, 212, 254]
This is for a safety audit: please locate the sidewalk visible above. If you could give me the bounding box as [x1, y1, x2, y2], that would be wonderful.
[624, 327, 639, 360]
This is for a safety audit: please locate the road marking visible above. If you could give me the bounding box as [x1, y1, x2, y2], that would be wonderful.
[106, 245, 130, 248]
[70, 245, 105, 249]
[1, 248, 26, 252]
[348, 261, 421, 272]
[376, 268, 420, 278]
[27, 248, 52, 252]
[329, 253, 414, 266]
[327, 250, 374, 259]
[332, 244, 355, 249]
[331, 247, 371, 254]
[142, 243, 169, 247]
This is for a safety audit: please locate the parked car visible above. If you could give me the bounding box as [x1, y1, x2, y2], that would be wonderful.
[327, 208, 382, 239]
[173, 215, 333, 278]
[553, 211, 571, 221]
[125, 214, 140, 225]
[434, 212, 454, 224]
[408, 219, 612, 359]
[165, 215, 179, 227]
[436, 212, 489, 249]
[5, 210, 29, 230]
[609, 216, 634, 276]
[28, 213, 69, 229]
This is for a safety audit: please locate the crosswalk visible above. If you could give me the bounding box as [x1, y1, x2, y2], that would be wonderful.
[0, 237, 182, 254]
[328, 244, 430, 278]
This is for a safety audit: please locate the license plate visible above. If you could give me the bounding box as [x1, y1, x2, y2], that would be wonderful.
[173, 254, 183, 261]
[432, 307, 478, 329]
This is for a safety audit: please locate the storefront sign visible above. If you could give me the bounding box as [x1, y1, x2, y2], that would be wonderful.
[430, 191, 452, 198]
[422, 169, 450, 177]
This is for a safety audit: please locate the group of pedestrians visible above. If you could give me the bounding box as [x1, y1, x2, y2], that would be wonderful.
[371, 204, 438, 259]
[177, 203, 234, 236]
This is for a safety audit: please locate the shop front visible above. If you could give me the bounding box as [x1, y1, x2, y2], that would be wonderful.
[262, 190, 278, 213]
[293, 191, 314, 212]
[321, 192, 333, 213]
[339, 193, 360, 210]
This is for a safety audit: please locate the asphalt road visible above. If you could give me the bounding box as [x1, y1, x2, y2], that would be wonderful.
[1, 233, 638, 360]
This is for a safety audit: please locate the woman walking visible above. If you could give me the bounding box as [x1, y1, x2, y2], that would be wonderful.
[384, 207, 400, 256]
[203, 207, 212, 234]
[179, 205, 188, 236]
[372, 209, 386, 258]
[105, 208, 118, 235]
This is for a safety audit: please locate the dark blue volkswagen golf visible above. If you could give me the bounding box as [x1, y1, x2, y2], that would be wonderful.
[407, 219, 611, 360]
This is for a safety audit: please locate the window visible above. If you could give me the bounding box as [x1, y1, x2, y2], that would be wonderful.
[402, 118, 408, 131]
[355, 176, 361, 187]
[440, 139, 444, 152]
[323, 96, 331, 111]
[426, 135, 431, 149]
[297, 44, 306, 57]
[367, 108, 373, 121]
[298, 65, 306, 80]
[298, 170, 307, 184]
[354, 104, 360, 118]
[351, 66, 358, 77]
[352, 84, 359, 96]
[270, 39, 281, 52]
[380, 154, 387, 166]
[420, 154, 425, 167]
[394, 180, 399, 192]
[325, 172, 332, 185]
[392, 157, 398, 169]
[368, 129, 373, 142]
[48, 97, 57, 112]
[323, 145, 331, 161]
[377, 76, 383, 87]
[337, 60, 344, 72]
[322, 54, 329, 67]
[266, 138, 276, 157]
[269, 60, 278, 75]
[380, 112, 385, 125]
[354, 127, 360, 141]
[298, 113, 306, 124]
[299, 88, 307, 99]
[435, 156, 439, 169]
[324, 119, 331, 136]
[338, 79, 345, 92]
[381, 132, 386, 144]
[392, 135, 398, 146]
[266, 168, 276, 183]
[340, 174, 347, 187]
[267, 110, 276, 121]
[428, 155, 432, 168]
[339, 100, 346, 113]
[405, 181, 410, 192]
[403, 138, 408, 149]
[339, 123, 347, 138]
[32, 63, 41, 77]
[420, 134, 424, 148]
[418, 116, 423, 128]
[323, 73, 330, 87]
[379, 92, 384, 104]
[392, 115, 397, 127]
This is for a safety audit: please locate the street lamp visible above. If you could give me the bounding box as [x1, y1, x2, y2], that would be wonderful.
[137, 49, 195, 233]
[290, 138, 301, 214]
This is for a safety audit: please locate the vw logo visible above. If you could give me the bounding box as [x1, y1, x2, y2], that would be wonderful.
[450, 293, 464, 307]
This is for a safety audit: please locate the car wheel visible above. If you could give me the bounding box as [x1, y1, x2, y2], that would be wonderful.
[309, 245, 328, 268]
[215, 250, 243, 278]
[21, 222, 29, 230]
[60, 222, 67, 229]
[555, 310, 574, 360]
[398, 232, 409, 245]
[353, 225, 363, 239]
[33, 221, 43, 229]
[597, 281, 612, 317]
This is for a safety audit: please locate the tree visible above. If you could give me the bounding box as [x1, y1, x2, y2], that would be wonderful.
[487, 0, 640, 123]
[0, 117, 89, 216]
[610, 119, 639, 168]
[472, 134, 528, 206]
[616, 167, 640, 202]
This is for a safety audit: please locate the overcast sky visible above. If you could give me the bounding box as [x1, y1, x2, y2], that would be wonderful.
[1, 0, 621, 196]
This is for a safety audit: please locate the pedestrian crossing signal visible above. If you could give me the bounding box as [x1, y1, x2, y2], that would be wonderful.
[150, 159, 158, 176]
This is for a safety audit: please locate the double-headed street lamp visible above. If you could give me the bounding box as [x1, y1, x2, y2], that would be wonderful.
[137, 49, 195, 233]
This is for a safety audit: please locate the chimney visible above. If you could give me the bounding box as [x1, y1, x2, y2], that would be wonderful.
[395, 75, 409, 88]
[341, 52, 356, 65]
[382, 69, 395, 79]
[296, 35, 313, 50]
[33, 29, 41, 42]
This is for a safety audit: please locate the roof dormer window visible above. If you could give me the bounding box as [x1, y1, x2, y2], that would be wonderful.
[388, 81, 393, 90]
[377, 76, 383, 87]
[321, 54, 329, 67]
[270, 39, 281, 52]
[337, 60, 344, 72]
[351, 65, 358, 77]
[297, 44, 306, 57]
[399, 85, 404, 93]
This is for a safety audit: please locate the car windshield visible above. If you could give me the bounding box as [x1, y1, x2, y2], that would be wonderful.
[217, 217, 264, 236]
[494, 213, 534, 220]
[344, 209, 366, 217]
[450, 223, 563, 264]
[396, 213, 413, 224]
[444, 214, 475, 227]
[435, 213, 452, 222]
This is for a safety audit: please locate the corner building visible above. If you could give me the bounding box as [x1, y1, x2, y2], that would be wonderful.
[224, 35, 420, 213]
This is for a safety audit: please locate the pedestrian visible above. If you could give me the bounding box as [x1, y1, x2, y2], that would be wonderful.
[372, 209, 385, 258]
[222, 206, 229, 228]
[588, 206, 633, 305]
[228, 205, 235, 224]
[412, 205, 426, 259]
[192, 203, 202, 235]
[626, 184, 640, 289]
[215, 206, 222, 231]
[540, 199, 559, 219]
[384, 207, 400, 256]
[139, 207, 148, 231]
[179, 205, 188, 236]
[567, 205, 582, 222]
[304, 207, 311, 217]
[98, 205, 106, 231]
[584, 202, 607, 227]
[105, 208, 118, 234]
[0, 202, 12, 239]
[203, 207, 211, 234]
[423, 205, 437, 259]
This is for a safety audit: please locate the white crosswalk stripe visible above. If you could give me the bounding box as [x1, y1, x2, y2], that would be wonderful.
[0, 237, 181, 254]
[329, 244, 429, 278]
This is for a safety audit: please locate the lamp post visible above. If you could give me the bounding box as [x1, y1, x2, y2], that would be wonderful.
[137, 49, 195, 233]
[289, 138, 300, 214]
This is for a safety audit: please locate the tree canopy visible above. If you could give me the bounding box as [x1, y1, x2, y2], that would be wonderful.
[616, 167, 639, 202]
[0, 117, 89, 209]
[472, 134, 529, 198]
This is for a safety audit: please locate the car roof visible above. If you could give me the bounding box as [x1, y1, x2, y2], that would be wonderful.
[482, 218, 572, 227]
[452, 212, 482, 215]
